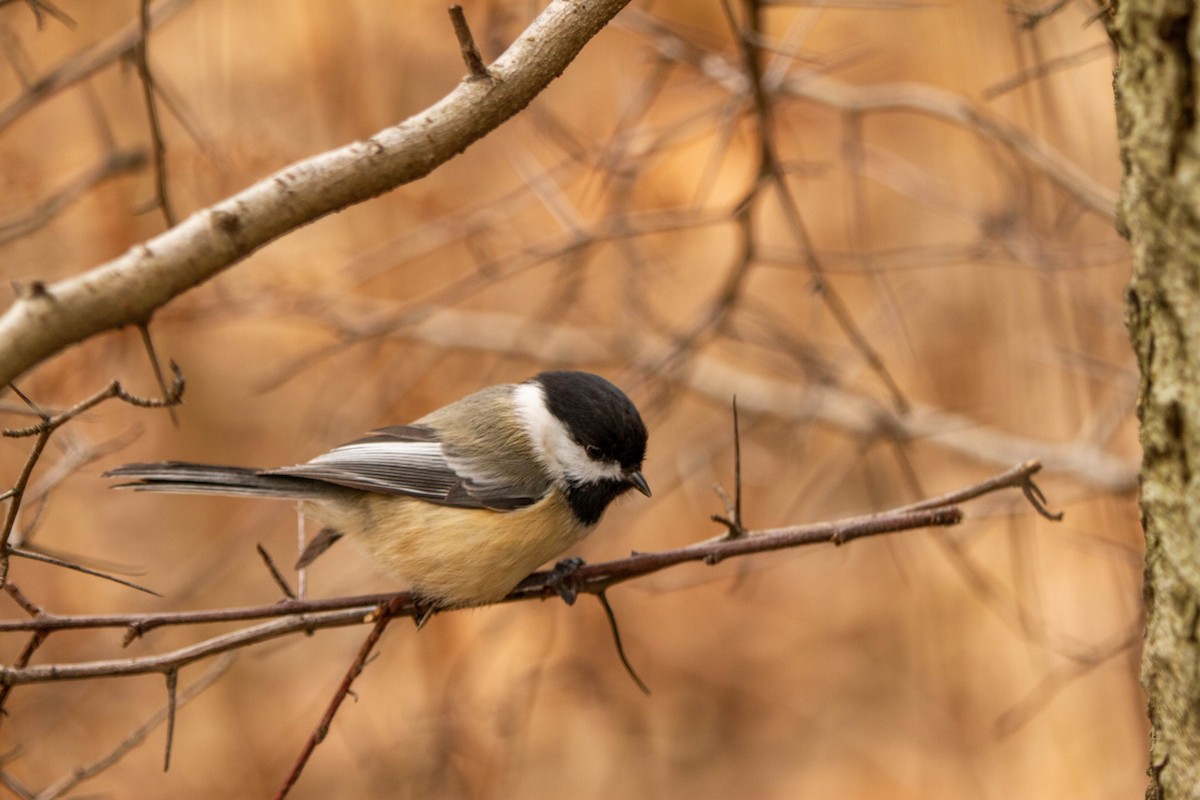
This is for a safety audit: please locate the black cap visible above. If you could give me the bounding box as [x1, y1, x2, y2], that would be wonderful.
[534, 371, 647, 471]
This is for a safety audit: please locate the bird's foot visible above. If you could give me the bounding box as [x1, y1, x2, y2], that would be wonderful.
[546, 556, 585, 606]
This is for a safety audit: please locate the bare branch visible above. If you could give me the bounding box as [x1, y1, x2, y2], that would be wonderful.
[274, 598, 402, 799]
[983, 42, 1112, 99]
[0, 456, 1060, 696]
[1, 368, 185, 579]
[0, 0, 635, 388]
[0, 459, 1064, 687]
[621, 10, 1116, 218]
[31, 654, 236, 800]
[0, 0, 192, 136]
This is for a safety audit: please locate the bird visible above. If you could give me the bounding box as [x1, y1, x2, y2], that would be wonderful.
[104, 370, 650, 609]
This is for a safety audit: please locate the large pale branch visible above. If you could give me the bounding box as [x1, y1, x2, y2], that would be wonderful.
[0, 0, 632, 387]
[280, 304, 1138, 491]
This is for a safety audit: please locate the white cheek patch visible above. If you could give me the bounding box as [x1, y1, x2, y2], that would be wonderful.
[514, 382, 624, 484]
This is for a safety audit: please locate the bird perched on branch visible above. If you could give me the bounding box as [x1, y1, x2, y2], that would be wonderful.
[106, 370, 650, 608]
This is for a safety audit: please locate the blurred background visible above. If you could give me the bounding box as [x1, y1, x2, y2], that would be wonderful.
[0, 1, 1140, 798]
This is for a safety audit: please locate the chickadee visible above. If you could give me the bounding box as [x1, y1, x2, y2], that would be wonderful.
[105, 370, 649, 607]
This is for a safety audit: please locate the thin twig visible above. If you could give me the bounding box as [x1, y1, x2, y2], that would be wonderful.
[274, 597, 403, 800]
[257, 544, 297, 600]
[711, 395, 746, 538]
[448, 5, 490, 80]
[162, 669, 177, 771]
[0, 585, 46, 722]
[2, 363, 185, 439]
[720, 0, 910, 412]
[8, 547, 159, 596]
[0, 422, 49, 580]
[1, 368, 184, 584]
[32, 654, 235, 800]
[137, 323, 179, 425]
[133, 0, 176, 227]
[1008, 0, 1071, 29]
[3, 0, 75, 29]
[898, 459, 1063, 520]
[983, 43, 1111, 99]
[596, 590, 649, 695]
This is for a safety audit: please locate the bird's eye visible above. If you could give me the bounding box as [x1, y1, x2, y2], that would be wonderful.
[585, 444, 604, 461]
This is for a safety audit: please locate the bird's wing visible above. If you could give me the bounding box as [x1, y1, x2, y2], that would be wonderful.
[265, 425, 545, 510]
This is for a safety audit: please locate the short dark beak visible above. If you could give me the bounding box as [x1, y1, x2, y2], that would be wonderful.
[626, 470, 651, 497]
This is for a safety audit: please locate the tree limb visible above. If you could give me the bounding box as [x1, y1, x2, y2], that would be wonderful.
[0, 0, 634, 387]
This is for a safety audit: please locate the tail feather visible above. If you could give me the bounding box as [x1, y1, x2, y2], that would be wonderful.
[104, 461, 333, 500]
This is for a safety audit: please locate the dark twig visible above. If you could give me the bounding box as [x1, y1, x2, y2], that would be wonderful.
[2, 363, 185, 439]
[32, 654, 235, 800]
[133, 0, 176, 227]
[711, 397, 746, 537]
[898, 459, 1063, 521]
[720, 0, 909, 413]
[1008, 0, 1071, 29]
[1, 366, 185, 583]
[274, 597, 403, 800]
[257, 544, 297, 600]
[596, 590, 650, 695]
[162, 668, 177, 770]
[138, 323, 179, 425]
[0, 585, 46, 721]
[8, 547, 160, 596]
[732, 395, 742, 527]
[448, 5, 490, 81]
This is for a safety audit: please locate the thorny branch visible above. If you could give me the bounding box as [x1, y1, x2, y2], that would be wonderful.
[274, 597, 404, 800]
[0, 460, 1059, 684]
[0, 654, 235, 800]
[1, 362, 185, 582]
[0, 458, 1057, 796]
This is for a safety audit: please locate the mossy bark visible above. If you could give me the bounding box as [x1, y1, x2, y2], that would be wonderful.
[1112, 1, 1200, 797]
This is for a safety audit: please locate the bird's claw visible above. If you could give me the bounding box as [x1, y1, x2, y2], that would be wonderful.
[546, 557, 585, 606]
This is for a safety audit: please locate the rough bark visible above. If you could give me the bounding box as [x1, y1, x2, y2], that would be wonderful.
[1112, 1, 1200, 797]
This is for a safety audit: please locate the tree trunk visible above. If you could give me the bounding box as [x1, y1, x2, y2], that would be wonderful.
[1112, 1, 1200, 797]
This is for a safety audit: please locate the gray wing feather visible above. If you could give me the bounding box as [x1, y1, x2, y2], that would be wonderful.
[104, 462, 332, 499]
[267, 425, 544, 510]
[268, 441, 458, 499]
